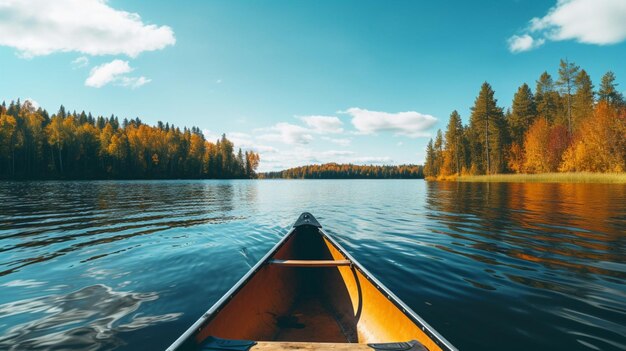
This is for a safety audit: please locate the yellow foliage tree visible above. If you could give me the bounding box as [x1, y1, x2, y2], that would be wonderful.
[523, 118, 552, 173]
[560, 102, 626, 172]
[507, 142, 525, 173]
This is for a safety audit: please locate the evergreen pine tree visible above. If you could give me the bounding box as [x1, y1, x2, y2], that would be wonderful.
[468, 82, 506, 174]
[434, 129, 444, 176]
[572, 69, 595, 129]
[535, 72, 559, 123]
[598, 71, 624, 108]
[424, 139, 435, 177]
[509, 83, 537, 145]
[556, 59, 580, 135]
[444, 110, 464, 175]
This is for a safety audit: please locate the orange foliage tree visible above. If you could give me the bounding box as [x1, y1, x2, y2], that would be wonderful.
[523, 118, 552, 173]
[560, 102, 626, 172]
[0, 100, 260, 179]
[507, 143, 525, 174]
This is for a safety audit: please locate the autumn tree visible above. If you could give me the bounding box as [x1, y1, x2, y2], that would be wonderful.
[0, 114, 19, 175]
[245, 151, 260, 178]
[262, 163, 424, 179]
[0, 99, 259, 180]
[442, 111, 464, 175]
[507, 142, 525, 174]
[46, 115, 70, 173]
[523, 118, 551, 173]
[560, 102, 626, 172]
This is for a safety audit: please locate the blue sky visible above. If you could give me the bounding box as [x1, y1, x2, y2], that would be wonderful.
[1, 0, 625, 171]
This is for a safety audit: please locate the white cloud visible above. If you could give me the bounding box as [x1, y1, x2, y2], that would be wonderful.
[71, 56, 89, 68]
[202, 129, 220, 142]
[199, 108, 422, 172]
[257, 123, 314, 145]
[342, 107, 437, 138]
[351, 156, 393, 164]
[23, 98, 39, 110]
[299, 115, 344, 134]
[322, 136, 351, 147]
[507, 34, 545, 53]
[120, 76, 151, 89]
[0, 0, 175, 58]
[85, 60, 131, 87]
[508, 0, 626, 52]
[85, 59, 150, 88]
[324, 150, 356, 157]
[251, 145, 279, 154]
[257, 147, 394, 172]
[216, 79, 223, 84]
[225, 132, 257, 149]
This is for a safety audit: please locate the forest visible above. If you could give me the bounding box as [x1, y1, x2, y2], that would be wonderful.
[424, 60, 626, 179]
[0, 101, 260, 179]
[260, 163, 424, 179]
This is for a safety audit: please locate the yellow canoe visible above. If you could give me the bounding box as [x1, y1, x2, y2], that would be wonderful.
[167, 213, 456, 351]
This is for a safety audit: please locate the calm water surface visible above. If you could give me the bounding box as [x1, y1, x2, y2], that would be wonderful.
[0, 180, 624, 351]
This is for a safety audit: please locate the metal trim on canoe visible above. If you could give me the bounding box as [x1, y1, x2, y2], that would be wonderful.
[318, 227, 458, 351]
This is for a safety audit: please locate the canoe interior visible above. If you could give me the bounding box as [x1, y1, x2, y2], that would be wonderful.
[193, 226, 443, 351]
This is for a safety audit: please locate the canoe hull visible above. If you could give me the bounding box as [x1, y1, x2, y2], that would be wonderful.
[167, 214, 456, 351]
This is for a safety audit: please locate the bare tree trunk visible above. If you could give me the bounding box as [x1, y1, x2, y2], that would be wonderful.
[484, 92, 491, 175]
[58, 143, 63, 173]
[455, 137, 461, 175]
[485, 117, 490, 175]
[567, 82, 572, 136]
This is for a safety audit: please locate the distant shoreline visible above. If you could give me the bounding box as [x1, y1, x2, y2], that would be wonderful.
[427, 172, 626, 184]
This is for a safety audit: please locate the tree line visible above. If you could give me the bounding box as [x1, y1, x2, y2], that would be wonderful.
[425, 60, 626, 178]
[260, 163, 424, 179]
[0, 100, 260, 179]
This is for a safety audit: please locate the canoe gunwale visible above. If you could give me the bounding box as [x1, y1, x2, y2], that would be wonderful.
[318, 228, 458, 351]
[165, 227, 298, 351]
[167, 220, 458, 351]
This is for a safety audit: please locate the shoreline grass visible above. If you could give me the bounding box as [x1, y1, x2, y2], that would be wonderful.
[430, 172, 626, 184]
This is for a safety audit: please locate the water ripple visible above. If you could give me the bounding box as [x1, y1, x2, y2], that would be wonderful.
[0, 180, 624, 351]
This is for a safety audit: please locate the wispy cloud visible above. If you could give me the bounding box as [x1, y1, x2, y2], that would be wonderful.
[85, 59, 150, 88]
[0, 0, 175, 58]
[322, 137, 351, 147]
[203, 107, 430, 171]
[257, 147, 393, 172]
[342, 107, 437, 137]
[120, 76, 151, 89]
[257, 123, 314, 145]
[71, 56, 89, 68]
[299, 115, 344, 134]
[202, 129, 220, 142]
[508, 0, 626, 53]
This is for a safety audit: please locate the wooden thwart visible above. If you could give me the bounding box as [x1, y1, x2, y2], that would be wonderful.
[267, 259, 351, 267]
[253, 341, 371, 350]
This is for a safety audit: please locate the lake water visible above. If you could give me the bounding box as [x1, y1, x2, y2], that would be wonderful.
[0, 180, 624, 351]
